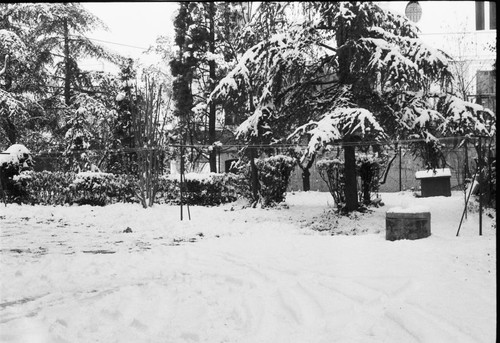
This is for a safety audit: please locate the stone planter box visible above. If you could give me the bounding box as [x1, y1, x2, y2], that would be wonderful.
[386, 208, 431, 241]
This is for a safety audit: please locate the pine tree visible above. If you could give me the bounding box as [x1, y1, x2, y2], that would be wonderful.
[170, 2, 247, 172]
[211, 2, 495, 212]
[0, 3, 123, 151]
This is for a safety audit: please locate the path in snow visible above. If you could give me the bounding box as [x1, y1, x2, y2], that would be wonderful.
[0, 191, 496, 342]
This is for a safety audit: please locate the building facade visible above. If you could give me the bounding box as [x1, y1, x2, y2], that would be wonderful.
[378, 1, 496, 112]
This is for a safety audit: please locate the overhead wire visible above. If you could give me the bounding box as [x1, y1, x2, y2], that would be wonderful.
[33, 135, 489, 156]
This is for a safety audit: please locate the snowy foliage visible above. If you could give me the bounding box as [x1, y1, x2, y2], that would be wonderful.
[209, 1, 485, 169]
[0, 143, 31, 167]
[0, 29, 27, 62]
[253, 155, 296, 207]
[64, 93, 117, 152]
[291, 108, 386, 157]
[439, 95, 496, 137]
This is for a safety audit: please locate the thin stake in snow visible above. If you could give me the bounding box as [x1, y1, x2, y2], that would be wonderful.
[456, 136, 486, 237]
[456, 172, 477, 237]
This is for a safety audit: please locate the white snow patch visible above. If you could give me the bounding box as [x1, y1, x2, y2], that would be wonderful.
[415, 168, 452, 179]
[387, 205, 430, 213]
[0, 191, 496, 343]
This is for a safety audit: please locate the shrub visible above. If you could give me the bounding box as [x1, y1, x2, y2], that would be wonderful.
[254, 155, 296, 207]
[356, 153, 383, 205]
[13, 171, 74, 205]
[317, 159, 345, 209]
[11, 171, 137, 206]
[1, 144, 33, 202]
[10, 170, 246, 207]
[71, 172, 136, 206]
[157, 172, 248, 206]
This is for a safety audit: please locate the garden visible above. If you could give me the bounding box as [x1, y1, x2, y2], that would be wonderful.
[1, 2, 497, 342]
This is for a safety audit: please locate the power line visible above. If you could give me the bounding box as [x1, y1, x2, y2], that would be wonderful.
[33, 136, 489, 155]
[70, 34, 149, 51]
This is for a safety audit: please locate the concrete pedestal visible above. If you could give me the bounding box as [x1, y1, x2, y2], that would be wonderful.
[386, 211, 431, 241]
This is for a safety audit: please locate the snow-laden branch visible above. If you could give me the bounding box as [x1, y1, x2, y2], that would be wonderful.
[0, 29, 28, 63]
[357, 35, 451, 89]
[0, 55, 7, 76]
[440, 95, 496, 137]
[235, 101, 275, 139]
[398, 93, 446, 133]
[289, 107, 386, 157]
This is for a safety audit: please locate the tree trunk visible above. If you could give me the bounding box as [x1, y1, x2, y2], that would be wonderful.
[302, 168, 311, 192]
[63, 18, 71, 106]
[299, 152, 316, 192]
[336, 16, 358, 212]
[344, 142, 358, 212]
[208, 2, 217, 172]
[249, 146, 259, 204]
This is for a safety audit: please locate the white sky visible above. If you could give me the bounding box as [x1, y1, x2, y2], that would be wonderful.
[79, 1, 495, 73]
[80, 2, 178, 71]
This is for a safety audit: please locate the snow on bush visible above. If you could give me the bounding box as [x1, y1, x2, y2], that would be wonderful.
[317, 153, 385, 210]
[0, 144, 32, 167]
[254, 155, 296, 207]
[316, 159, 345, 210]
[160, 172, 247, 206]
[356, 153, 384, 205]
[9, 171, 247, 207]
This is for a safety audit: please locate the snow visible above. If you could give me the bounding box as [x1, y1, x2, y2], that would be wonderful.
[387, 206, 430, 213]
[415, 168, 452, 179]
[0, 144, 31, 166]
[0, 191, 496, 342]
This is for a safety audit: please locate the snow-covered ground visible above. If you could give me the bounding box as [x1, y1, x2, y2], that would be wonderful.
[0, 191, 496, 343]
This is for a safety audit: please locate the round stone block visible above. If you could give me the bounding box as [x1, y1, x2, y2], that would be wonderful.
[386, 211, 431, 241]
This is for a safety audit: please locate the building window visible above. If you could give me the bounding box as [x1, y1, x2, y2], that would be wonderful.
[475, 70, 496, 113]
[490, 2, 496, 29]
[476, 1, 496, 30]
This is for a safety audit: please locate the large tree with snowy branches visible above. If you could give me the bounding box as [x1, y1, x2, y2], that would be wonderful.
[210, 1, 495, 212]
[170, 2, 248, 172]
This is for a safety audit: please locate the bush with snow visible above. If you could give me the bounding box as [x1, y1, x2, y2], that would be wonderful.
[356, 153, 384, 205]
[157, 172, 248, 206]
[253, 155, 295, 207]
[10, 171, 247, 207]
[317, 159, 345, 210]
[0, 144, 33, 201]
[11, 171, 136, 206]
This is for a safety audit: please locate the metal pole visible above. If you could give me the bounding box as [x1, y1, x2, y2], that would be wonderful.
[399, 146, 402, 191]
[464, 141, 468, 219]
[478, 137, 482, 236]
[180, 144, 184, 221]
[0, 159, 7, 206]
[456, 171, 478, 236]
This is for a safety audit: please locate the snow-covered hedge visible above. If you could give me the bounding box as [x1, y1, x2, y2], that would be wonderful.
[254, 155, 296, 207]
[10, 171, 136, 206]
[9, 171, 246, 206]
[156, 172, 248, 206]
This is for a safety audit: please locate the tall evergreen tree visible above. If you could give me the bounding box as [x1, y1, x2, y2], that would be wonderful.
[1, 3, 124, 158]
[211, 2, 495, 211]
[170, 2, 247, 172]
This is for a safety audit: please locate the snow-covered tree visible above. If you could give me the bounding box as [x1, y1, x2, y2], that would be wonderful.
[1, 3, 124, 154]
[210, 1, 495, 212]
[170, 2, 249, 172]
